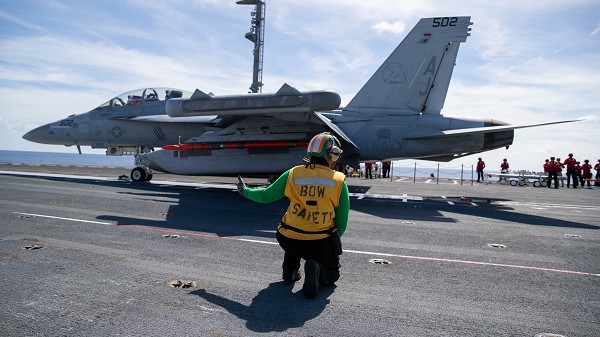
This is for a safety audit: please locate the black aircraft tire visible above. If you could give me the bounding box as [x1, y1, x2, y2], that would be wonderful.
[131, 167, 147, 182]
[144, 173, 153, 182]
[510, 180, 518, 186]
[533, 181, 541, 187]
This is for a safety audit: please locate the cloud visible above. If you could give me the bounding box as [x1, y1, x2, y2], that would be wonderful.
[371, 21, 407, 36]
[590, 22, 600, 36]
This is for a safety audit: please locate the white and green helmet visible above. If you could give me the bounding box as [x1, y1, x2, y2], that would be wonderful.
[306, 132, 342, 159]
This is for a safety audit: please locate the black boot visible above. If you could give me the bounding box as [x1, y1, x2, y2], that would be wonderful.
[302, 260, 320, 299]
[282, 267, 300, 282]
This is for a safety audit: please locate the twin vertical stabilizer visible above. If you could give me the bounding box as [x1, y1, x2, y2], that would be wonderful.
[344, 16, 472, 116]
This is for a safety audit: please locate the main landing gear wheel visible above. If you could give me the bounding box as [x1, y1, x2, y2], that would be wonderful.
[131, 167, 152, 182]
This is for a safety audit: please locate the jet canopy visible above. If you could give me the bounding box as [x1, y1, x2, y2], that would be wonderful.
[94, 87, 194, 110]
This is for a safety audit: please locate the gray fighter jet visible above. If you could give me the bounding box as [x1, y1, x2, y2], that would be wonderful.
[24, 16, 574, 182]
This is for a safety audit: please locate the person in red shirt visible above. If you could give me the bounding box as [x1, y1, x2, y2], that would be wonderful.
[364, 162, 373, 179]
[581, 159, 593, 188]
[547, 157, 559, 189]
[500, 159, 509, 172]
[563, 153, 578, 188]
[381, 161, 391, 178]
[476, 157, 486, 183]
[499, 159, 509, 183]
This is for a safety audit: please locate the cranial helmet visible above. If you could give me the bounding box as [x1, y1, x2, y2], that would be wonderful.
[307, 132, 343, 162]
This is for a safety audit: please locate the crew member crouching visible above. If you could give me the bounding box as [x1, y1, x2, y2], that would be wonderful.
[237, 132, 350, 299]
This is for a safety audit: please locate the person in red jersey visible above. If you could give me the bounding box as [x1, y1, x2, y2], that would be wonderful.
[563, 153, 578, 188]
[547, 157, 559, 189]
[499, 159, 509, 183]
[476, 157, 486, 183]
[581, 159, 593, 188]
[543, 159, 550, 173]
[364, 162, 373, 179]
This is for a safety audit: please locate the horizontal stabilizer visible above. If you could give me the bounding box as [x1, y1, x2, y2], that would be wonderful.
[405, 120, 581, 140]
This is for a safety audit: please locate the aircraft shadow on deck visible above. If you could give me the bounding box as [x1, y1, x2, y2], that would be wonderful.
[349, 195, 598, 230]
[97, 185, 289, 238]
[25, 174, 599, 234]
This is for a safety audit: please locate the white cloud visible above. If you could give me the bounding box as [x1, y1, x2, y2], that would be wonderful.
[371, 21, 407, 36]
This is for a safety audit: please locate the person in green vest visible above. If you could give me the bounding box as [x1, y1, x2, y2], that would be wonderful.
[237, 132, 350, 299]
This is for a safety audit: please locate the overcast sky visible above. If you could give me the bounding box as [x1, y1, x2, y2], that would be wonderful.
[1, 0, 598, 172]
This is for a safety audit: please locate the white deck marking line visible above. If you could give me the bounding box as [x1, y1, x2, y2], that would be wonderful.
[12, 211, 599, 277]
[343, 249, 599, 277]
[14, 212, 113, 225]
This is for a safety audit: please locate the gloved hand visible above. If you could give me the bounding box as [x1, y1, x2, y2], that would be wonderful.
[237, 175, 246, 196]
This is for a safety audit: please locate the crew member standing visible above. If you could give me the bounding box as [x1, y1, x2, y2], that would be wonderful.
[382, 161, 391, 179]
[581, 159, 593, 188]
[476, 157, 486, 183]
[547, 157, 559, 189]
[543, 159, 550, 173]
[563, 153, 578, 188]
[364, 162, 373, 179]
[499, 159, 509, 183]
[237, 132, 350, 299]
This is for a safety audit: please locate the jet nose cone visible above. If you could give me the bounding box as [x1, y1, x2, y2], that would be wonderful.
[22, 124, 50, 144]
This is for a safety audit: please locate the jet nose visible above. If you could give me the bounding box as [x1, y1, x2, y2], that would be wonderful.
[23, 124, 51, 144]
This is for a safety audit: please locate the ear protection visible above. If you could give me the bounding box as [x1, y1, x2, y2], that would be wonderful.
[326, 137, 343, 162]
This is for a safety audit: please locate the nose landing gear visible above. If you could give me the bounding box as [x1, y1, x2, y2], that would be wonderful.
[131, 166, 153, 182]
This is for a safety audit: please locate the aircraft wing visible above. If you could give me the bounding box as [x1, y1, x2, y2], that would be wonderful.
[312, 111, 360, 150]
[405, 120, 581, 140]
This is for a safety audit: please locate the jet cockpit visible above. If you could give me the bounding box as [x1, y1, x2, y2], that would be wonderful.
[93, 87, 194, 110]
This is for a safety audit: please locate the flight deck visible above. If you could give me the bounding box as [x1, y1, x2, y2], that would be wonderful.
[1, 164, 598, 336]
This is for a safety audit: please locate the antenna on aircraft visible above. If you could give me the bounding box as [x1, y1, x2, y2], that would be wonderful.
[236, 0, 265, 93]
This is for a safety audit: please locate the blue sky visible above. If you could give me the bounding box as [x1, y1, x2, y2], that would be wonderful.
[1, 0, 598, 172]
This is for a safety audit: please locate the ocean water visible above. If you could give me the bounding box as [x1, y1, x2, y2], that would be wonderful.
[0, 150, 132, 168]
[0, 150, 476, 179]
